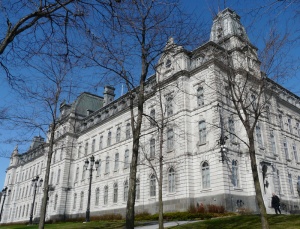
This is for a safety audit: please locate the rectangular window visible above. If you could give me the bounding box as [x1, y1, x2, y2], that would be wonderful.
[150, 139, 155, 159]
[288, 173, 294, 195]
[199, 121, 206, 145]
[126, 123, 131, 139]
[150, 109, 156, 127]
[105, 157, 110, 174]
[270, 130, 276, 155]
[92, 139, 95, 153]
[167, 129, 174, 151]
[293, 144, 298, 162]
[99, 136, 103, 150]
[116, 127, 121, 143]
[166, 96, 173, 116]
[197, 87, 204, 106]
[107, 131, 112, 147]
[288, 118, 293, 133]
[283, 138, 289, 160]
[256, 123, 263, 147]
[124, 150, 129, 169]
[279, 114, 283, 129]
[85, 142, 88, 156]
[228, 117, 235, 141]
[114, 153, 119, 171]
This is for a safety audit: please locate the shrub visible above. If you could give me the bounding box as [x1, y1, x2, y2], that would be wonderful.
[92, 213, 122, 221]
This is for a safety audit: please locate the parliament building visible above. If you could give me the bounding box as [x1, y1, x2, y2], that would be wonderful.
[1, 8, 300, 223]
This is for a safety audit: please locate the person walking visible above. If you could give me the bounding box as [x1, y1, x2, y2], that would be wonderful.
[271, 193, 281, 214]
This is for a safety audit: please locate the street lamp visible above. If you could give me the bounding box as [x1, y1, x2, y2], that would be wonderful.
[84, 155, 99, 222]
[0, 187, 11, 222]
[29, 175, 43, 224]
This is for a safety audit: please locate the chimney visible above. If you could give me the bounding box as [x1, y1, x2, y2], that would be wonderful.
[103, 86, 115, 106]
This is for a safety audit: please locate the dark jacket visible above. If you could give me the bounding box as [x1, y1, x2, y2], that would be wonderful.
[271, 195, 280, 207]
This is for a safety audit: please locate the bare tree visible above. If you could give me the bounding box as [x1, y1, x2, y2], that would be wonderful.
[211, 15, 294, 229]
[78, 1, 204, 228]
[9, 51, 81, 228]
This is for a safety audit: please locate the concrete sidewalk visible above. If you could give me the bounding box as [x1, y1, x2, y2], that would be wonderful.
[135, 220, 199, 228]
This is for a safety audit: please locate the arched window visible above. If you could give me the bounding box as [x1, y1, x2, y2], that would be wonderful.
[136, 179, 140, 200]
[114, 153, 119, 171]
[54, 194, 58, 210]
[124, 150, 129, 169]
[104, 186, 108, 205]
[114, 183, 118, 203]
[202, 162, 210, 189]
[105, 156, 110, 174]
[167, 128, 174, 151]
[124, 180, 129, 202]
[73, 193, 77, 209]
[150, 109, 156, 126]
[232, 160, 239, 187]
[116, 127, 121, 142]
[199, 121, 206, 144]
[150, 139, 155, 159]
[95, 188, 100, 206]
[197, 87, 204, 106]
[107, 131, 112, 146]
[92, 139, 95, 153]
[150, 174, 156, 197]
[126, 123, 131, 139]
[168, 167, 175, 193]
[80, 191, 84, 209]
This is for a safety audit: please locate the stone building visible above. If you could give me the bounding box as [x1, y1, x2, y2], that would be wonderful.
[1, 8, 300, 224]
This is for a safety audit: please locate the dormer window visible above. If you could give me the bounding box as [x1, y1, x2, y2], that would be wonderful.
[165, 59, 171, 68]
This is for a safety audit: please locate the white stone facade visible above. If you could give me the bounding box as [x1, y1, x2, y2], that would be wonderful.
[1, 8, 300, 224]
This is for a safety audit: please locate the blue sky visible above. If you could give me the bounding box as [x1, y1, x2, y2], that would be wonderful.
[0, 0, 299, 188]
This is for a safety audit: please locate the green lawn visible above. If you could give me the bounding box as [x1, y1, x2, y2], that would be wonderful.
[1, 215, 300, 229]
[169, 215, 300, 229]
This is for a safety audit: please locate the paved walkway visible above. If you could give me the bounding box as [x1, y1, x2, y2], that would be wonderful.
[135, 220, 199, 229]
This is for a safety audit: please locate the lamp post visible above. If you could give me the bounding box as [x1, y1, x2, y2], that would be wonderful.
[218, 103, 227, 162]
[0, 187, 11, 222]
[84, 155, 99, 222]
[29, 175, 43, 224]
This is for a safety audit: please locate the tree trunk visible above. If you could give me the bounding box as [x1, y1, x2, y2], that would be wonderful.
[126, 83, 146, 229]
[38, 124, 55, 229]
[248, 134, 269, 229]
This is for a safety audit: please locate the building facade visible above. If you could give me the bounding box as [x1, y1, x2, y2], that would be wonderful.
[1, 8, 300, 224]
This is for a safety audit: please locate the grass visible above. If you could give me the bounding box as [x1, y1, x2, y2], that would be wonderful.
[1, 215, 300, 229]
[169, 215, 300, 229]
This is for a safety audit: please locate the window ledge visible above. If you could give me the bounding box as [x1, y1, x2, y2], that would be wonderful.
[166, 192, 176, 196]
[200, 188, 212, 193]
[198, 142, 206, 146]
[233, 187, 243, 191]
